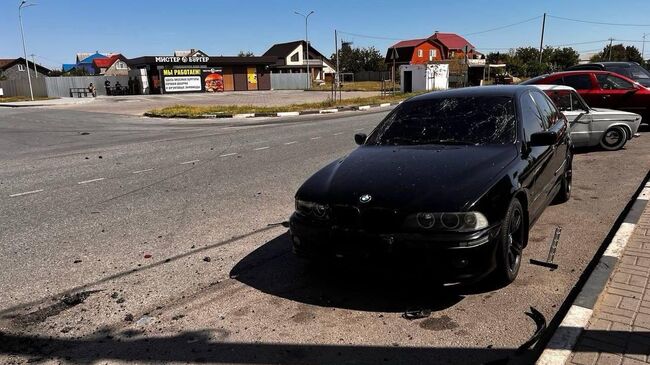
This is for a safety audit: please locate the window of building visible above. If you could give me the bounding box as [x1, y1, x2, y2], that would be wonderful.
[18, 64, 25, 71]
[290, 52, 299, 62]
[417, 49, 423, 57]
[116, 62, 126, 70]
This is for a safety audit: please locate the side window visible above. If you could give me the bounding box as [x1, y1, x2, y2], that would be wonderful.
[561, 74, 592, 90]
[521, 92, 546, 141]
[608, 67, 631, 78]
[596, 74, 634, 90]
[544, 90, 572, 111]
[418, 49, 423, 57]
[531, 91, 557, 127]
[290, 52, 299, 62]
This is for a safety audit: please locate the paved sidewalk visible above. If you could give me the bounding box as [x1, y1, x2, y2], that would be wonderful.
[569, 189, 650, 365]
[0, 97, 95, 107]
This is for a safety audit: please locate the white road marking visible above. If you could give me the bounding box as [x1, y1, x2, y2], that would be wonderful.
[603, 222, 636, 258]
[310, 136, 321, 140]
[358, 105, 371, 110]
[254, 146, 270, 151]
[132, 168, 154, 174]
[333, 132, 343, 136]
[284, 141, 298, 145]
[277, 111, 300, 117]
[180, 160, 200, 165]
[78, 178, 105, 185]
[9, 189, 44, 198]
[219, 153, 237, 157]
[537, 307, 593, 365]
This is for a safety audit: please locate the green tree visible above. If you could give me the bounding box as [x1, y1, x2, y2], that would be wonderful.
[237, 51, 255, 57]
[591, 43, 643, 63]
[331, 44, 386, 73]
[0, 69, 6, 81]
[548, 47, 580, 70]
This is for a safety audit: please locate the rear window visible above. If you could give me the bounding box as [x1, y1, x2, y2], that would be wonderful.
[367, 96, 517, 146]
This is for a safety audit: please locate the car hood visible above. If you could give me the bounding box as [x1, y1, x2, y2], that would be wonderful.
[590, 108, 642, 120]
[297, 144, 518, 212]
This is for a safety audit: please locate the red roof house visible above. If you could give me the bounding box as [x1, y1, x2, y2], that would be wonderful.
[386, 32, 480, 65]
[91, 54, 129, 76]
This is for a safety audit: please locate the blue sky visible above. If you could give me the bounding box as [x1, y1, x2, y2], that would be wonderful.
[2, 0, 650, 70]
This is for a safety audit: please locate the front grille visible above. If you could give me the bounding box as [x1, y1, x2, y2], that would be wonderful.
[332, 205, 402, 232]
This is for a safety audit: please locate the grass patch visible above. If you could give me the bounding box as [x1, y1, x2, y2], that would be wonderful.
[0, 96, 56, 103]
[309, 81, 399, 92]
[146, 92, 423, 118]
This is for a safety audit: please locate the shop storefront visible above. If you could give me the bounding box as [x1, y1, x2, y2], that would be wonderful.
[127, 55, 276, 94]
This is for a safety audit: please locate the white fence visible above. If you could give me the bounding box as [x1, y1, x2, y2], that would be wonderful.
[0, 76, 131, 98]
[270, 73, 309, 90]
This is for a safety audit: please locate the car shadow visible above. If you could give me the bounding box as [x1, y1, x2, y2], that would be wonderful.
[230, 232, 470, 313]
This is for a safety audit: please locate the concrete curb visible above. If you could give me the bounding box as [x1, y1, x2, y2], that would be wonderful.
[536, 177, 650, 365]
[0, 98, 95, 108]
[144, 102, 400, 120]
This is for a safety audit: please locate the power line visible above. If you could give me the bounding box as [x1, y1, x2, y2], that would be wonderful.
[463, 15, 542, 36]
[547, 15, 650, 27]
[337, 31, 405, 41]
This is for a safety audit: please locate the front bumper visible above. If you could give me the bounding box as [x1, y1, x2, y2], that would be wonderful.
[289, 212, 502, 284]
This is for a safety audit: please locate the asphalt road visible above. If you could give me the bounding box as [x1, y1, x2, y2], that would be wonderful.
[0, 107, 649, 365]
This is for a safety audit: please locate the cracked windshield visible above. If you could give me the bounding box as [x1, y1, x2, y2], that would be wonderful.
[1, 1, 650, 365]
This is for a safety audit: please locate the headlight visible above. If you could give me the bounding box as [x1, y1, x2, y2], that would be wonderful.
[295, 199, 330, 219]
[409, 212, 488, 232]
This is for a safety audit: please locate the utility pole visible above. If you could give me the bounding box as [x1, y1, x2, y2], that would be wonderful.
[643, 33, 648, 63]
[18, 0, 35, 101]
[294, 10, 314, 90]
[30, 54, 37, 78]
[334, 29, 338, 100]
[608, 38, 614, 61]
[538, 12, 546, 63]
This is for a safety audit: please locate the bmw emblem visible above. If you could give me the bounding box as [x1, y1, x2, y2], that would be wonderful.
[359, 194, 372, 204]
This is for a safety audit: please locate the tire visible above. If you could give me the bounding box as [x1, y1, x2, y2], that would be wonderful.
[554, 156, 572, 204]
[600, 126, 628, 151]
[493, 198, 526, 285]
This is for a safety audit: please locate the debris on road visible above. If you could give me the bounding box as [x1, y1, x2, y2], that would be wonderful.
[73, 259, 82, 264]
[516, 307, 546, 354]
[203, 256, 211, 262]
[135, 315, 154, 326]
[530, 227, 562, 270]
[144, 254, 152, 259]
[402, 309, 432, 320]
[124, 313, 134, 322]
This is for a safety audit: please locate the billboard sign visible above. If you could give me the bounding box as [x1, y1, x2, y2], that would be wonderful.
[203, 68, 224, 92]
[162, 69, 202, 92]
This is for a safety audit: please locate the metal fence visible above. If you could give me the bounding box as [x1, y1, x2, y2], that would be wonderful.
[353, 71, 390, 82]
[0, 77, 48, 98]
[0, 76, 131, 97]
[270, 73, 309, 90]
[45, 76, 130, 97]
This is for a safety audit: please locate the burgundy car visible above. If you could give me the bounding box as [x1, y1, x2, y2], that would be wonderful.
[522, 70, 649, 123]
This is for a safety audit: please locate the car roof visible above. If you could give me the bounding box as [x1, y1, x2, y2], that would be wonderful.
[407, 85, 538, 102]
[569, 62, 639, 68]
[532, 84, 577, 92]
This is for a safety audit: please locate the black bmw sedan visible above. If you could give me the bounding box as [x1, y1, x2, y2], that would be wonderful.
[289, 86, 572, 285]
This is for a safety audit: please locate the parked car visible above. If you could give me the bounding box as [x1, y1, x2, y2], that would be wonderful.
[566, 62, 650, 87]
[534, 85, 642, 150]
[521, 70, 650, 123]
[289, 86, 573, 285]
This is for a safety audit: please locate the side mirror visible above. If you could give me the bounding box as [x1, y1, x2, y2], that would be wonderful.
[354, 133, 367, 145]
[529, 130, 557, 147]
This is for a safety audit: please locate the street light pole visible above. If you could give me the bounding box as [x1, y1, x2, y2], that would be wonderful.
[19, 0, 35, 101]
[294, 10, 314, 90]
